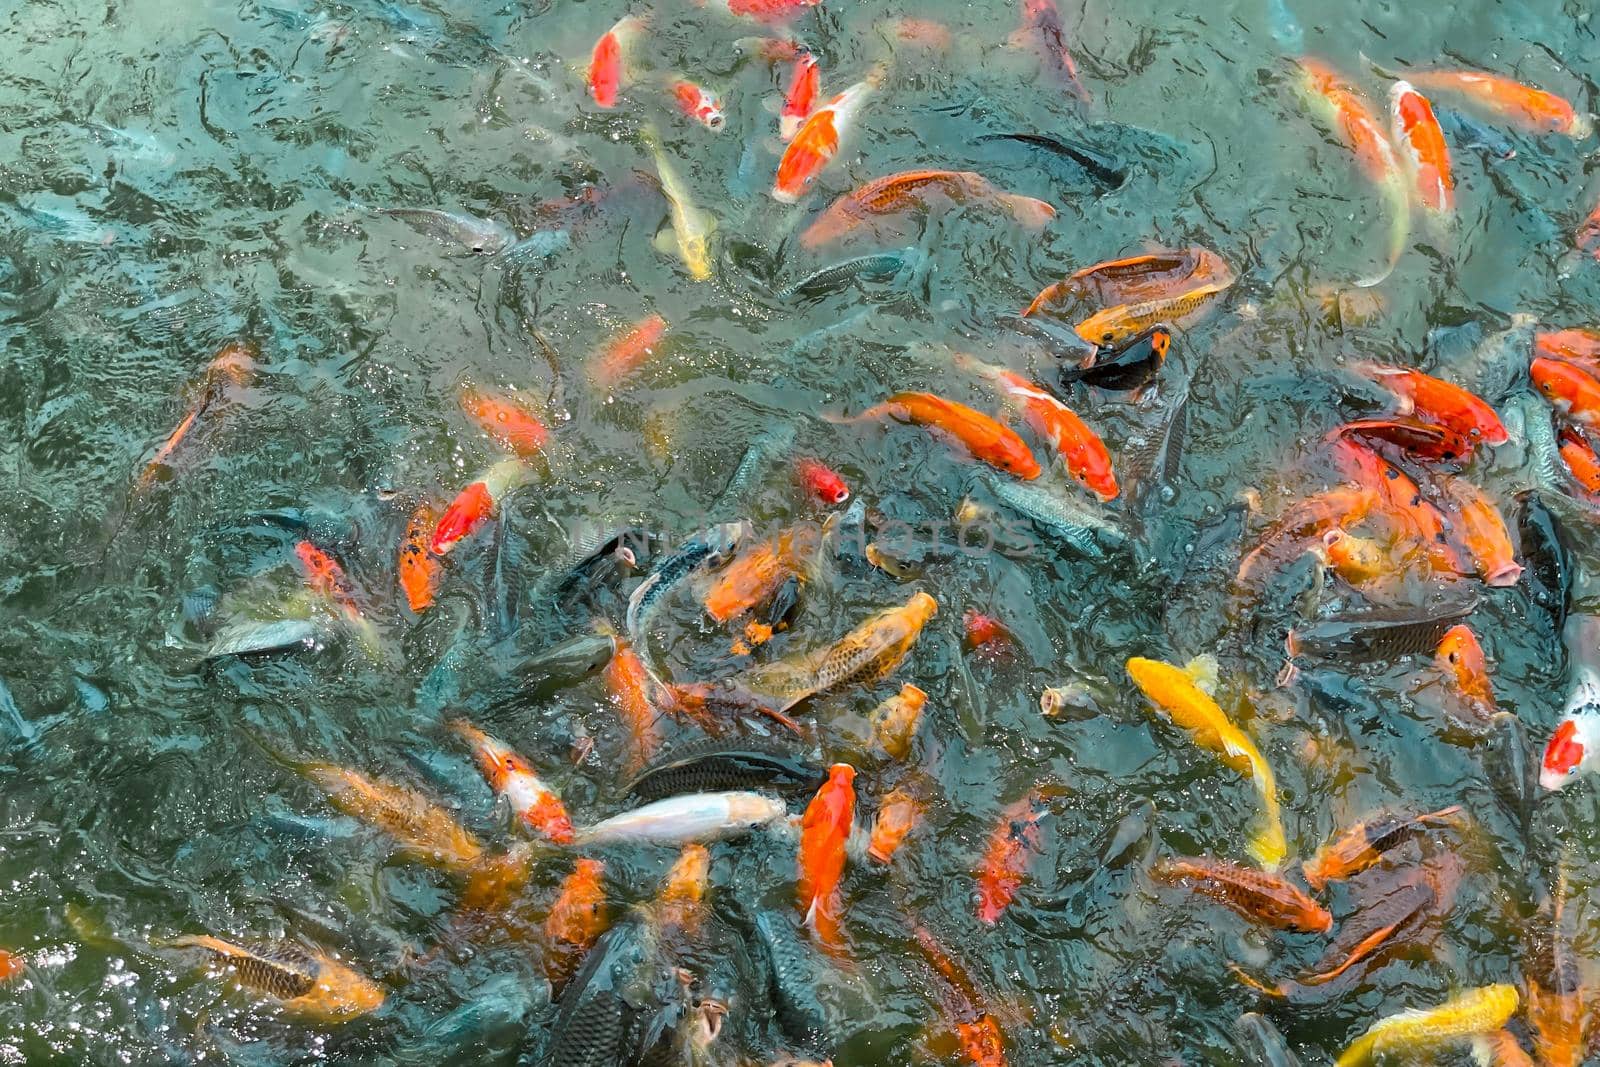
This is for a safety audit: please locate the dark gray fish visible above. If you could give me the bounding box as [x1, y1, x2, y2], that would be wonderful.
[0, 679, 40, 752]
[1435, 106, 1518, 162]
[1060, 325, 1171, 392]
[1125, 379, 1191, 516]
[181, 587, 222, 639]
[481, 518, 525, 642]
[230, 507, 362, 549]
[626, 747, 826, 801]
[543, 528, 657, 613]
[751, 910, 830, 1051]
[419, 630, 617, 717]
[1093, 799, 1157, 873]
[713, 424, 798, 516]
[975, 132, 1127, 188]
[760, 574, 803, 634]
[776, 248, 917, 301]
[379, 208, 515, 255]
[994, 312, 1099, 363]
[1516, 490, 1572, 633]
[257, 806, 364, 843]
[482, 633, 619, 716]
[396, 973, 546, 1065]
[626, 521, 751, 649]
[203, 618, 322, 661]
[1505, 391, 1564, 495]
[982, 476, 1123, 558]
[1287, 597, 1479, 662]
[1457, 314, 1536, 404]
[1236, 1012, 1303, 1067]
[1484, 711, 1535, 842]
[539, 912, 659, 1067]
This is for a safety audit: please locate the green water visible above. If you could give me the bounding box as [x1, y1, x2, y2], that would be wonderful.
[3, 0, 1600, 1061]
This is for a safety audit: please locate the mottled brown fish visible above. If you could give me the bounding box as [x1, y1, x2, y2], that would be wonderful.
[1154, 857, 1331, 933]
[748, 591, 938, 713]
[169, 934, 385, 1023]
[1302, 805, 1464, 890]
[300, 762, 485, 871]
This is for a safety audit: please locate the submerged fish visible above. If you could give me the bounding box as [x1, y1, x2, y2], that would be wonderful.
[1336, 984, 1519, 1066]
[589, 313, 669, 388]
[975, 132, 1126, 189]
[976, 791, 1049, 925]
[398, 499, 443, 613]
[910, 924, 1009, 1067]
[978, 477, 1124, 558]
[300, 761, 485, 870]
[169, 934, 384, 1023]
[1389, 81, 1455, 217]
[459, 387, 548, 458]
[642, 126, 718, 281]
[628, 521, 751, 649]
[779, 53, 820, 141]
[1153, 857, 1330, 933]
[625, 746, 827, 800]
[1286, 597, 1479, 663]
[777, 248, 916, 300]
[1398, 68, 1590, 138]
[1126, 656, 1286, 869]
[1236, 1012, 1303, 1066]
[380, 208, 515, 254]
[800, 170, 1054, 248]
[1301, 806, 1463, 889]
[588, 15, 643, 108]
[1017, 0, 1091, 103]
[138, 339, 256, 489]
[204, 618, 322, 661]
[575, 792, 787, 844]
[714, 423, 800, 514]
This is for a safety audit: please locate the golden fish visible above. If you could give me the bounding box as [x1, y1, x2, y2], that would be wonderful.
[301, 762, 485, 871]
[1126, 655, 1286, 869]
[870, 683, 928, 760]
[169, 934, 385, 1023]
[749, 592, 938, 713]
[1337, 984, 1519, 1066]
[1076, 281, 1230, 349]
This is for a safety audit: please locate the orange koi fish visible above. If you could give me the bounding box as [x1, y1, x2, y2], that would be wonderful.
[544, 857, 608, 981]
[589, 16, 643, 108]
[1354, 364, 1506, 446]
[0, 950, 20, 984]
[955, 355, 1116, 499]
[846, 391, 1041, 479]
[1401, 68, 1591, 138]
[606, 638, 664, 773]
[671, 80, 725, 131]
[1018, 0, 1090, 103]
[1436, 624, 1498, 714]
[1333, 414, 1472, 464]
[448, 719, 574, 844]
[800, 170, 1055, 249]
[1437, 475, 1522, 586]
[1301, 805, 1463, 890]
[867, 787, 921, 863]
[1580, 196, 1600, 259]
[656, 844, 712, 937]
[1559, 427, 1600, 495]
[590, 313, 669, 388]
[1329, 439, 1463, 574]
[780, 53, 820, 141]
[796, 457, 849, 504]
[169, 934, 384, 1023]
[1534, 356, 1600, 430]
[773, 72, 879, 203]
[976, 792, 1047, 924]
[1537, 328, 1600, 366]
[963, 609, 1011, 653]
[1154, 857, 1331, 933]
[1389, 81, 1455, 216]
[797, 763, 855, 946]
[703, 0, 820, 23]
[398, 499, 442, 613]
[911, 924, 1009, 1067]
[870, 683, 927, 760]
[1527, 870, 1589, 1067]
[703, 523, 822, 623]
[882, 16, 954, 51]
[293, 541, 360, 619]
[1295, 58, 1410, 286]
[431, 457, 530, 555]
[301, 762, 485, 871]
[1236, 486, 1376, 585]
[750, 591, 938, 714]
[459, 387, 548, 458]
[139, 339, 257, 488]
[1025, 247, 1234, 319]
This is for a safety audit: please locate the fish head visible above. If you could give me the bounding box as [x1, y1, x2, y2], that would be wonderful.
[704, 520, 753, 564]
[1541, 714, 1600, 791]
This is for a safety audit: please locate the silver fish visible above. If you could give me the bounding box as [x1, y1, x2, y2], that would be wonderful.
[981, 476, 1123, 557]
[204, 618, 322, 660]
[575, 792, 786, 845]
[626, 521, 750, 650]
[379, 208, 515, 255]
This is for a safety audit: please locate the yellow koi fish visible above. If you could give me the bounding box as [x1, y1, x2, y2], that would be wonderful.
[642, 125, 716, 281]
[1337, 984, 1519, 1066]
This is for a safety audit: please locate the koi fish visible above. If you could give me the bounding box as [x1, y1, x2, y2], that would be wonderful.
[1074, 281, 1231, 349]
[773, 72, 879, 203]
[169, 935, 385, 1023]
[1295, 58, 1410, 287]
[796, 457, 849, 504]
[1533, 356, 1600, 431]
[1018, 0, 1090, 103]
[1559, 427, 1600, 494]
[576, 791, 787, 844]
[1580, 196, 1600, 258]
[656, 844, 712, 936]
[431, 457, 530, 556]
[1474, 1031, 1538, 1067]
[459, 387, 548, 458]
[780, 53, 819, 141]
[1153, 857, 1331, 933]
[1333, 415, 1472, 464]
[138, 339, 257, 488]
[963, 609, 1011, 653]
[800, 170, 1055, 249]
[1536, 328, 1600, 369]
[1353, 364, 1506, 446]
[604, 637, 664, 773]
[1436, 624, 1497, 714]
[589, 16, 643, 108]
[590, 312, 669, 387]
[629, 521, 751, 646]
[955, 355, 1116, 499]
[293, 541, 382, 655]
[703, 0, 821, 23]
[911, 924, 1009, 1067]
[702, 523, 822, 623]
[1389, 81, 1454, 216]
[670, 80, 725, 131]
[300, 761, 485, 870]
[1527, 868, 1589, 1067]
[642, 126, 717, 281]
[797, 763, 855, 946]
[976, 791, 1048, 924]
[1126, 656, 1287, 869]
[1059, 325, 1172, 392]
[1399, 69, 1591, 138]
[1301, 805, 1463, 890]
[1028, 247, 1233, 316]
[1336, 984, 1519, 1066]
[1329, 439, 1462, 573]
[750, 591, 938, 714]
[0, 951, 19, 984]
[448, 719, 574, 844]
[845, 391, 1041, 479]
[1540, 657, 1600, 791]
[868, 787, 920, 863]
[398, 499, 442, 612]
[1436, 475, 1522, 586]
[544, 857, 607, 980]
[871, 683, 927, 760]
[1236, 486, 1376, 585]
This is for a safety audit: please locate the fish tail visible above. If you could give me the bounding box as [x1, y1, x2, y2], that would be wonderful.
[1336, 1031, 1378, 1067]
[1356, 179, 1410, 289]
[1247, 769, 1288, 870]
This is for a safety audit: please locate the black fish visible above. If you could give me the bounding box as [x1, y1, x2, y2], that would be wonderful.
[1516, 490, 1571, 634]
[1484, 711, 1535, 843]
[1061, 325, 1171, 392]
[546, 528, 657, 612]
[751, 909, 830, 1051]
[539, 912, 657, 1067]
[485, 633, 618, 714]
[1287, 598, 1479, 662]
[994, 312, 1098, 363]
[626, 746, 826, 801]
[976, 132, 1128, 189]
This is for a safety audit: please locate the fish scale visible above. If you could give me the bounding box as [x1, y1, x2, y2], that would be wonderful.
[193, 941, 317, 1000]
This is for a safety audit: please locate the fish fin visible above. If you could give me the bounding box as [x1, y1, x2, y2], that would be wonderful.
[1355, 179, 1410, 289]
[1181, 654, 1220, 695]
[1303, 919, 1403, 985]
[652, 227, 678, 255]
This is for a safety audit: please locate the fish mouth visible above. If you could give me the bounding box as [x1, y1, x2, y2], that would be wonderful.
[1540, 768, 1572, 791]
[1485, 562, 1524, 587]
